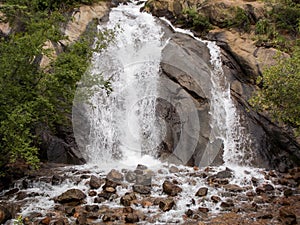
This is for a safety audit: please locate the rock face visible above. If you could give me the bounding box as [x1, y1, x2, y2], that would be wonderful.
[146, 0, 300, 169]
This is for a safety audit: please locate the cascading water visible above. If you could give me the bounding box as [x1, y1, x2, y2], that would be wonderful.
[74, 1, 254, 169]
[78, 3, 167, 167]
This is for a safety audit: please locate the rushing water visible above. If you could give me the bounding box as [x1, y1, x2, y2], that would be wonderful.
[73, 1, 253, 169]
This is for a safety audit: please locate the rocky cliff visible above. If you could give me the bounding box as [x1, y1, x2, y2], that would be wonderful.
[143, 0, 300, 171]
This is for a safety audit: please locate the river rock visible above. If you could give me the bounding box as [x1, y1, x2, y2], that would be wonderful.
[133, 185, 151, 194]
[162, 180, 182, 196]
[125, 171, 136, 183]
[106, 169, 124, 182]
[135, 173, 152, 186]
[211, 195, 221, 203]
[223, 184, 244, 192]
[89, 175, 102, 189]
[125, 213, 140, 223]
[195, 187, 208, 197]
[56, 189, 86, 206]
[159, 198, 175, 212]
[120, 192, 137, 206]
[169, 166, 179, 173]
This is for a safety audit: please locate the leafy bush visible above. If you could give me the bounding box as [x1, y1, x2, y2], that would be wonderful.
[250, 48, 300, 136]
[182, 7, 212, 34]
[0, 0, 113, 173]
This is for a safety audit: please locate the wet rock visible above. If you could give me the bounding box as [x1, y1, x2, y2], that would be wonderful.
[216, 168, 233, 179]
[251, 177, 259, 186]
[106, 169, 124, 182]
[88, 190, 97, 197]
[198, 207, 209, 213]
[257, 213, 273, 219]
[52, 174, 63, 185]
[283, 188, 293, 197]
[255, 186, 266, 195]
[185, 209, 194, 217]
[159, 198, 175, 212]
[162, 180, 182, 196]
[125, 171, 136, 183]
[94, 197, 105, 203]
[220, 201, 234, 208]
[76, 213, 87, 225]
[85, 205, 99, 212]
[223, 184, 244, 192]
[121, 192, 137, 206]
[56, 189, 86, 206]
[123, 206, 134, 213]
[125, 213, 139, 223]
[195, 187, 208, 197]
[211, 195, 221, 203]
[89, 175, 102, 189]
[136, 164, 148, 170]
[104, 186, 116, 193]
[98, 191, 117, 200]
[4, 188, 19, 196]
[65, 207, 75, 216]
[0, 206, 12, 224]
[102, 214, 118, 222]
[135, 173, 152, 186]
[279, 207, 297, 225]
[263, 184, 274, 192]
[169, 166, 179, 173]
[103, 178, 119, 189]
[133, 185, 151, 194]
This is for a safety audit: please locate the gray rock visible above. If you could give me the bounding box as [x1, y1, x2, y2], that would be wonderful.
[132, 185, 151, 194]
[89, 175, 102, 189]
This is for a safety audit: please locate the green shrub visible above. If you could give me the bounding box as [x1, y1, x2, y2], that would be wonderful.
[250, 48, 300, 136]
[182, 7, 212, 34]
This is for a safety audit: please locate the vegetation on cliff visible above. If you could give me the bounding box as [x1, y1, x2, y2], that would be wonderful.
[0, 0, 110, 175]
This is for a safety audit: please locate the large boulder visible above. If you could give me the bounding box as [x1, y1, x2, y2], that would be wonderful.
[155, 26, 300, 169]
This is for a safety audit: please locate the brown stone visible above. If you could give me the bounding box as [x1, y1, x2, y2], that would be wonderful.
[195, 187, 208, 197]
[211, 195, 221, 203]
[125, 213, 139, 223]
[162, 180, 182, 196]
[56, 189, 86, 206]
[159, 198, 175, 212]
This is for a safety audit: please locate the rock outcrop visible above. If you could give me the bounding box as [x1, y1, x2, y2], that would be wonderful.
[144, 0, 300, 170]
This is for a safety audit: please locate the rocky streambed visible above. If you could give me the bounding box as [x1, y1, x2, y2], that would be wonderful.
[0, 163, 299, 224]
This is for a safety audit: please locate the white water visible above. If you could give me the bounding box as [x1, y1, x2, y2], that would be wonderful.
[79, 3, 168, 168]
[75, 2, 254, 169]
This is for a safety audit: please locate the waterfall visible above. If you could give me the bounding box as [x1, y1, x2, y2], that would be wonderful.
[74, 2, 166, 167]
[73, 2, 253, 168]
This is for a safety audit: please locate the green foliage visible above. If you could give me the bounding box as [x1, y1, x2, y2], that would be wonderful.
[250, 48, 300, 136]
[0, 0, 113, 173]
[255, 0, 300, 51]
[182, 7, 212, 34]
[270, 0, 300, 35]
[223, 7, 251, 32]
